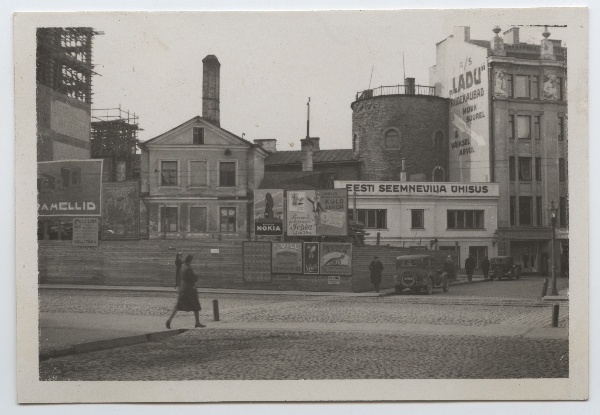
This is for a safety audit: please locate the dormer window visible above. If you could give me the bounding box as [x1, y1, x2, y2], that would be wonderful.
[193, 127, 205, 145]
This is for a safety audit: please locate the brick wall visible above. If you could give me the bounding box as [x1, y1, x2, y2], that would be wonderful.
[352, 95, 449, 181]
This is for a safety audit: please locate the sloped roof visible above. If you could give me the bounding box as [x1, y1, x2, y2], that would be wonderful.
[265, 149, 356, 166]
[260, 171, 323, 190]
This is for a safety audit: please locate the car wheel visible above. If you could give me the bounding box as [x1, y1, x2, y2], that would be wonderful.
[443, 278, 449, 292]
[424, 280, 433, 295]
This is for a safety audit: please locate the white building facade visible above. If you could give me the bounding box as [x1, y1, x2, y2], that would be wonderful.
[335, 181, 499, 269]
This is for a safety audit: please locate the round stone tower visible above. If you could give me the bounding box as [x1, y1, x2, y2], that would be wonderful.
[351, 81, 449, 182]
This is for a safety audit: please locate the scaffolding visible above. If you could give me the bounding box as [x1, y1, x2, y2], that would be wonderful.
[36, 27, 102, 104]
[91, 106, 141, 182]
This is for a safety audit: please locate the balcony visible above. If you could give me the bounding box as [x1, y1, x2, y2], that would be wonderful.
[355, 84, 436, 101]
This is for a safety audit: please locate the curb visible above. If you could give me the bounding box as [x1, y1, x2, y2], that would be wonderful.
[40, 329, 188, 361]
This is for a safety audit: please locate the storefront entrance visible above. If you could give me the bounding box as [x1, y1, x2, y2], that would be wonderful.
[510, 241, 548, 275]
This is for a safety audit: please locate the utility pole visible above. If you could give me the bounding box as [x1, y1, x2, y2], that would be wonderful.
[306, 97, 311, 139]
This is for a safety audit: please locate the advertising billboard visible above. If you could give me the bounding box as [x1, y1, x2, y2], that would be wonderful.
[303, 242, 320, 274]
[287, 189, 347, 236]
[72, 218, 99, 247]
[242, 241, 272, 282]
[272, 242, 303, 274]
[254, 189, 284, 236]
[101, 182, 140, 240]
[38, 160, 103, 217]
[320, 243, 352, 275]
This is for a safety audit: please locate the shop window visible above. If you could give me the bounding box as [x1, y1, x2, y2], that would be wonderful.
[519, 197, 532, 225]
[509, 156, 516, 181]
[161, 207, 178, 232]
[193, 127, 205, 145]
[534, 116, 541, 140]
[411, 209, 424, 229]
[559, 158, 566, 182]
[510, 197, 516, 226]
[517, 115, 531, 140]
[518, 157, 532, 181]
[190, 207, 208, 232]
[190, 161, 208, 187]
[447, 210, 484, 229]
[508, 115, 515, 139]
[220, 207, 236, 232]
[559, 196, 568, 228]
[535, 157, 542, 181]
[536, 196, 543, 226]
[219, 162, 236, 187]
[384, 130, 400, 148]
[160, 161, 178, 186]
[349, 209, 387, 229]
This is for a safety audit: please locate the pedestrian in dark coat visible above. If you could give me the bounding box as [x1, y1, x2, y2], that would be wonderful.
[166, 255, 205, 329]
[443, 255, 455, 280]
[465, 254, 475, 281]
[174, 252, 183, 288]
[369, 256, 384, 293]
[481, 256, 491, 280]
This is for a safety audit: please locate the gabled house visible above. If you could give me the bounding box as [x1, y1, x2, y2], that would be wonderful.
[139, 55, 268, 239]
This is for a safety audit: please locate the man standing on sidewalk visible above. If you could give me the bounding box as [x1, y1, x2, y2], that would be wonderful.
[369, 256, 384, 293]
[481, 256, 491, 280]
[465, 254, 475, 282]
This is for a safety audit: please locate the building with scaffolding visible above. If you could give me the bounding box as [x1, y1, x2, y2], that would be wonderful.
[36, 27, 101, 162]
[91, 107, 141, 182]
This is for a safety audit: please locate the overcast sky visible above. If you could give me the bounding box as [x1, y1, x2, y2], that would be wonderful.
[88, 11, 572, 150]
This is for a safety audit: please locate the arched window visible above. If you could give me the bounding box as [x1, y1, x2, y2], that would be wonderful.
[384, 129, 400, 148]
[432, 166, 445, 181]
[434, 130, 445, 152]
[353, 134, 359, 153]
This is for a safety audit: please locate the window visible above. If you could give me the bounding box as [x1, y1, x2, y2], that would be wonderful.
[353, 134, 359, 152]
[384, 130, 400, 148]
[515, 75, 530, 98]
[508, 115, 515, 139]
[220, 207, 236, 232]
[559, 158, 566, 181]
[519, 197, 532, 225]
[518, 157, 532, 181]
[161, 161, 178, 186]
[348, 209, 387, 229]
[535, 157, 542, 181]
[411, 209, 424, 229]
[190, 207, 208, 232]
[510, 196, 516, 226]
[517, 115, 531, 139]
[190, 161, 208, 187]
[447, 210, 484, 229]
[219, 162, 236, 187]
[509, 156, 516, 181]
[531, 76, 540, 99]
[193, 127, 205, 145]
[559, 196, 568, 228]
[534, 116, 541, 140]
[558, 117, 565, 141]
[161, 207, 178, 232]
[506, 74, 513, 97]
[536, 196, 543, 226]
[556, 77, 563, 100]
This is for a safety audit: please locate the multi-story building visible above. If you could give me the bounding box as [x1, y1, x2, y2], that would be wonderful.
[430, 26, 568, 274]
[139, 55, 268, 239]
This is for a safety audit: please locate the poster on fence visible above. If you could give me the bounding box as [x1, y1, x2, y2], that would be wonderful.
[272, 242, 302, 274]
[72, 218, 99, 247]
[101, 182, 140, 240]
[303, 242, 320, 274]
[287, 189, 347, 236]
[242, 241, 272, 282]
[254, 189, 284, 235]
[320, 243, 352, 275]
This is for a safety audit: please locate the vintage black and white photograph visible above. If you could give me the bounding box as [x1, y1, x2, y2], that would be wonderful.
[13, 6, 588, 404]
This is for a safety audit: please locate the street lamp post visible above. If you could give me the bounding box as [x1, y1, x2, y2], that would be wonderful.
[547, 200, 559, 296]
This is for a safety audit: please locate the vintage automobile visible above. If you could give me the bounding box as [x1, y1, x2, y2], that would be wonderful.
[490, 256, 521, 280]
[394, 255, 449, 295]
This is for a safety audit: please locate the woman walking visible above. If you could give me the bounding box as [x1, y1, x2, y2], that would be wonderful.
[166, 255, 205, 329]
[174, 252, 183, 288]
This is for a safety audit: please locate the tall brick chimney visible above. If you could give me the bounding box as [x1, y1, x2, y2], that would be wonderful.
[301, 138, 314, 172]
[202, 55, 220, 127]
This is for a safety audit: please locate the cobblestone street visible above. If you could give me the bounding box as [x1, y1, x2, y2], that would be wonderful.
[39, 277, 569, 380]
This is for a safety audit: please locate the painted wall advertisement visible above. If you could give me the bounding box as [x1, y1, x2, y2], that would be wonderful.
[447, 49, 490, 182]
[254, 189, 284, 235]
[101, 182, 140, 240]
[72, 217, 99, 246]
[287, 189, 347, 236]
[272, 242, 302, 274]
[320, 243, 352, 275]
[303, 242, 320, 275]
[38, 160, 103, 217]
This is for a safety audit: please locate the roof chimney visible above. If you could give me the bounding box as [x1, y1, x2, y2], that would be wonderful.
[540, 26, 556, 60]
[202, 55, 220, 127]
[301, 138, 314, 172]
[453, 26, 471, 41]
[503, 27, 520, 44]
[310, 137, 320, 151]
[490, 26, 506, 57]
[253, 139, 277, 153]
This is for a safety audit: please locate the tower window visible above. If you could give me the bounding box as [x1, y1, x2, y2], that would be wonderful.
[384, 130, 400, 148]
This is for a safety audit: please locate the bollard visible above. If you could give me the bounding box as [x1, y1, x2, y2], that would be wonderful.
[213, 299, 220, 321]
[541, 278, 549, 298]
[552, 304, 559, 327]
